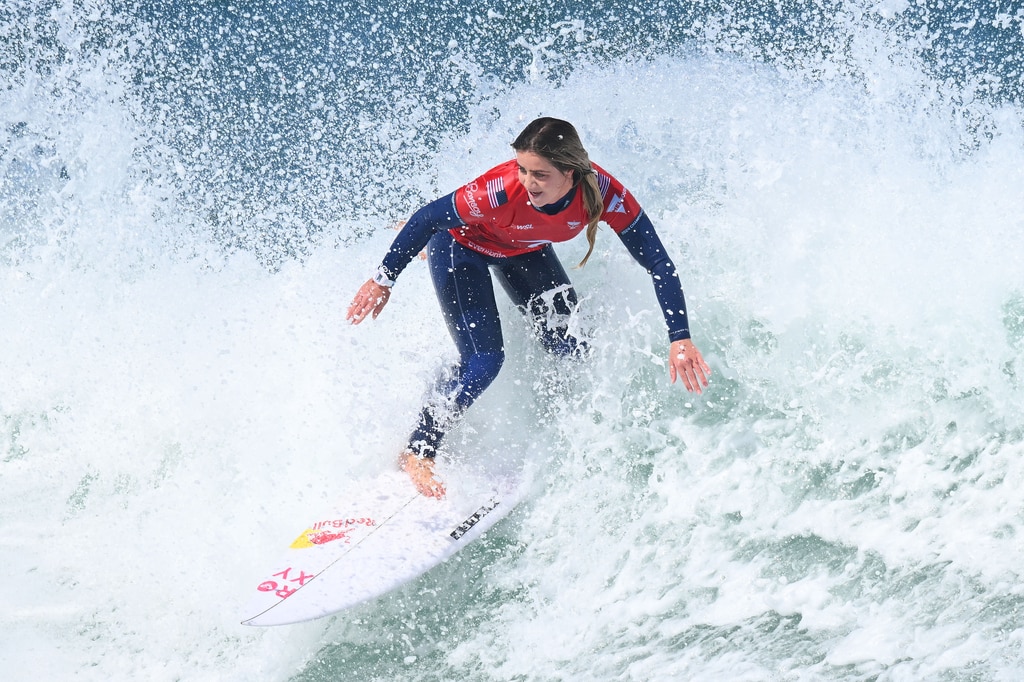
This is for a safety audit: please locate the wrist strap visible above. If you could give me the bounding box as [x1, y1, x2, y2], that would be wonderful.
[372, 266, 396, 288]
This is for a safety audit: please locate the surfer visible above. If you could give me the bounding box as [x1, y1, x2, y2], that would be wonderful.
[347, 117, 710, 497]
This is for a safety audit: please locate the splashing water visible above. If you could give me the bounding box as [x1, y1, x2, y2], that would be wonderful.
[2, 1, 1024, 680]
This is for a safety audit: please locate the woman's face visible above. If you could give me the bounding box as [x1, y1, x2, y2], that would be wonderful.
[516, 150, 574, 207]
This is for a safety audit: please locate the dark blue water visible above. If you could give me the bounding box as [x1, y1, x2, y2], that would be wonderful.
[8, 0, 1019, 263]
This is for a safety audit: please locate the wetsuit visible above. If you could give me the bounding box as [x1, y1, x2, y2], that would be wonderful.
[377, 159, 691, 457]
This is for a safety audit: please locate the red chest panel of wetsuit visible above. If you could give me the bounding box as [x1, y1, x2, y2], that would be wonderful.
[451, 159, 643, 258]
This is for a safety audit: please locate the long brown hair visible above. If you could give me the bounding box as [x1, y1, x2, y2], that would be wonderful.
[512, 118, 604, 267]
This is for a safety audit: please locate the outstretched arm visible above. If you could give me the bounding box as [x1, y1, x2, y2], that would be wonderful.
[617, 213, 711, 392]
[346, 192, 463, 324]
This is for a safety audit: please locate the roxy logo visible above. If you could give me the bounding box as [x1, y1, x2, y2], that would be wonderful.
[568, 221, 582, 230]
[257, 566, 315, 599]
[464, 182, 484, 218]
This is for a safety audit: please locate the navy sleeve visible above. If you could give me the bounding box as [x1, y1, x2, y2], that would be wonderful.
[616, 212, 692, 342]
[378, 192, 464, 281]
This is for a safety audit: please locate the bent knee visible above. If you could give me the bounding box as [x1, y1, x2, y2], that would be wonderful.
[466, 350, 504, 383]
[457, 350, 504, 403]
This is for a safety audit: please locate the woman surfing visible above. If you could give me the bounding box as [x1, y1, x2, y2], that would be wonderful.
[347, 117, 710, 497]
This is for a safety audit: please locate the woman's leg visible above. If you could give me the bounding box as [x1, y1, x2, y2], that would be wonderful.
[405, 231, 506, 458]
[492, 245, 589, 357]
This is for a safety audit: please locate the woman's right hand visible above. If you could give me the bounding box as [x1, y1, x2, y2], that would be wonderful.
[346, 279, 392, 324]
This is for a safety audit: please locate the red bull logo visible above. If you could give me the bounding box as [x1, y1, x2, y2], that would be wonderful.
[290, 517, 376, 549]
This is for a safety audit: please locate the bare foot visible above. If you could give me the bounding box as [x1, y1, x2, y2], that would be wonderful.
[399, 451, 446, 498]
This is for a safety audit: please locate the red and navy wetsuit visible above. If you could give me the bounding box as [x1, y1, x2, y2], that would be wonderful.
[379, 159, 691, 457]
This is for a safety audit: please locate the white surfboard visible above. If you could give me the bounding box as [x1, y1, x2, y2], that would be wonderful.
[241, 469, 523, 626]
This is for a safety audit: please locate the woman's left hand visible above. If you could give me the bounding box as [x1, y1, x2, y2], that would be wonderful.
[668, 339, 711, 394]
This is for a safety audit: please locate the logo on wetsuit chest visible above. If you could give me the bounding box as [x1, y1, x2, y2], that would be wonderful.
[464, 182, 484, 219]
